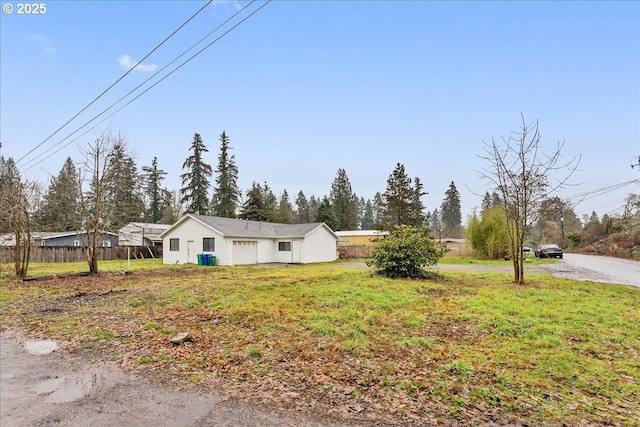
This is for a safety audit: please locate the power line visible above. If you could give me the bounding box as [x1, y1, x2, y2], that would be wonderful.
[15, 0, 213, 166]
[6, 5, 137, 144]
[22, 0, 271, 173]
[21, 0, 258, 171]
[2, 11, 76, 110]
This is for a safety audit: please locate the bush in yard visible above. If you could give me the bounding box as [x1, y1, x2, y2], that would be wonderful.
[367, 224, 446, 278]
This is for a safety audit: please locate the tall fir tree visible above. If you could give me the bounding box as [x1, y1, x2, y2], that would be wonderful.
[308, 195, 320, 223]
[373, 192, 384, 228]
[382, 163, 426, 228]
[361, 199, 375, 230]
[295, 190, 309, 223]
[430, 208, 442, 237]
[210, 131, 240, 218]
[238, 181, 278, 222]
[441, 181, 462, 237]
[315, 195, 337, 230]
[277, 189, 295, 224]
[36, 157, 82, 231]
[481, 192, 492, 211]
[180, 132, 212, 215]
[141, 156, 167, 223]
[238, 182, 267, 221]
[329, 168, 358, 231]
[103, 142, 145, 230]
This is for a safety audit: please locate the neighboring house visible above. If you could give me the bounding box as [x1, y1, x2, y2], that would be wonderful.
[160, 214, 340, 265]
[118, 222, 171, 246]
[335, 230, 389, 247]
[0, 231, 119, 247]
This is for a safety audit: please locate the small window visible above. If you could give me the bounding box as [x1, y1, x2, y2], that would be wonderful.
[170, 238, 179, 251]
[102, 240, 111, 248]
[41, 240, 45, 247]
[74, 240, 80, 247]
[278, 241, 291, 251]
[203, 237, 215, 252]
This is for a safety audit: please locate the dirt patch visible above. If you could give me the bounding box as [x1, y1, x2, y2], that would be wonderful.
[0, 329, 356, 427]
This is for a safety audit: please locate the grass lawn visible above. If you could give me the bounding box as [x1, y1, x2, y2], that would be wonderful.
[1, 259, 638, 425]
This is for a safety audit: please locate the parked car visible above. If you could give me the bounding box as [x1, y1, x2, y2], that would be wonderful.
[534, 244, 563, 259]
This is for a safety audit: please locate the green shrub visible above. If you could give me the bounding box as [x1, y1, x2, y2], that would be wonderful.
[366, 224, 445, 278]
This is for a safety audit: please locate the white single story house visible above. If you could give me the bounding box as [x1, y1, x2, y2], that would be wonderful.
[160, 214, 340, 265]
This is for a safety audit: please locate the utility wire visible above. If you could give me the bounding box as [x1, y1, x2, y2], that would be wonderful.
[2, 12, 76, 110]
[7, 5, 137, 144]
[21, 0, 257, 171]
[22, 0, 271, 173]
[16, 0, 213, 166]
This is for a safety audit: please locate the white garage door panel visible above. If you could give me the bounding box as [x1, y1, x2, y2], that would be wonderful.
[232, 240, 257, 265]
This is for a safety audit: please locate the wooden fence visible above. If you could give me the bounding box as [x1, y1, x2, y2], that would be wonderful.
[0, 246, 162, 264]
[338, 245, 373, 259]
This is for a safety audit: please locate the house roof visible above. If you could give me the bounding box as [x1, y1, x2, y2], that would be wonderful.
[161, 214, 340, 240]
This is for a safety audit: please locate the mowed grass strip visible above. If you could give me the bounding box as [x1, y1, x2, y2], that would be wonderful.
[1, 260, 638, 425]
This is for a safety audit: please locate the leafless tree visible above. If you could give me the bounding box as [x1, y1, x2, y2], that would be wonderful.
[0, 156, 38, 277]
[478, 114, 580, 284]
[78, 134, 118, 275]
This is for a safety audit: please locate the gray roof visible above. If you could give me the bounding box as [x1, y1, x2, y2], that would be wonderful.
[170, 214, 339, 239]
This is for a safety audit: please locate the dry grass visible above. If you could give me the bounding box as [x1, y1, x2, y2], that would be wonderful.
[1, 260, 638, 426]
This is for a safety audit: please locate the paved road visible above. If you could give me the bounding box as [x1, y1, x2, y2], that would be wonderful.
[551, 253, 640, 288]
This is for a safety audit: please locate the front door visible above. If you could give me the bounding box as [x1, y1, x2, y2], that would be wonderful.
[187, 240, 195, 264]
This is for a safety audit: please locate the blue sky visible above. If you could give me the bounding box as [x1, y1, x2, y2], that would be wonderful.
[1, 0, 638, 222]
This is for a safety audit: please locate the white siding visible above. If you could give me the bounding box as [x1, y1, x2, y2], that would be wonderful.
[163, 217, 338, 266]
[301, 227, 338, 263]
[162, 219, 225, 265]
[274, 240, 292, 263]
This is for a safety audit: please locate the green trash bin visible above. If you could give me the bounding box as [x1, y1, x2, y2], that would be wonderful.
[197, 253, 203, 266]
[202, 253, 209, 266]
[208, 255, 216, 266]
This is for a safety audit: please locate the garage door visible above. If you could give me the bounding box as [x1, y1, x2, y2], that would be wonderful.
[232, 240, 257, 265]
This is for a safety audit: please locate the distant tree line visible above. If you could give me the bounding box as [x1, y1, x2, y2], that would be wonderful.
[0, 131, 467, 240]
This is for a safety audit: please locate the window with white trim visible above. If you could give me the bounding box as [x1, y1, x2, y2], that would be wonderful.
[170, 238, 179, 251]
[203, 237, 215, 252]
[278, 241, 291, 251]
[74, 240, 80, 247]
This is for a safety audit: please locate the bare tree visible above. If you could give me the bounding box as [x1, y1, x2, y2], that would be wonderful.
[78, 135, 118, 275]
[0, 156, 38, 277]
[478, 114, 580, 284]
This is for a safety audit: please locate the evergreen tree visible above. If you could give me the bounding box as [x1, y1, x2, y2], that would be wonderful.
[103, 142, 145, 230]
[382, 163, 426, 228]
[430, 208, 442, 237]
[277, 189, 295, 224]
[481, 192, 492, 211]
[210, 131, 240, 218]
[295, 190, 309, 223]
[330, 168, 358, 231]
[261, 181, 278, 222]
[36, 157, 82, 231]
[238, 181, 278, 222]
[160, 189, 182, 224]
[315, 195, 337, 230]
[141, 156, 167, 223]
[308, 195, 320, 223]
[180, 132, 212, 215]
[361, 199, 375, 229]
[373, 192, 384, 227]
[441, 181, 462, 238]
[491, 191, 503, 208]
